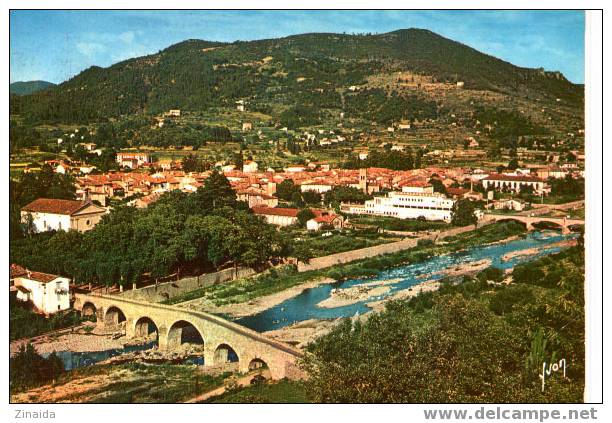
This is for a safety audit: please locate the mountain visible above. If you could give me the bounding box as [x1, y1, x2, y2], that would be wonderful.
[10, 80, 56, 96]
[10, 29, 583, 125]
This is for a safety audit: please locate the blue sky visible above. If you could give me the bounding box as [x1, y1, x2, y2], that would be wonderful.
[10, 10, 585, 84]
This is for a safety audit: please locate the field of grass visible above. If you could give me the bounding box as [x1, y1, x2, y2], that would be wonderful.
[202, 379, 309, 403]
[291, 228, 399, 258]
[165, 221, 527, 307]
[11, 363, 229, 403]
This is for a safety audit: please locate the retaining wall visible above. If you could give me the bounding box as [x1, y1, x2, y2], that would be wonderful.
[119, 266, 256, 303]
[297, 222, 489, 272]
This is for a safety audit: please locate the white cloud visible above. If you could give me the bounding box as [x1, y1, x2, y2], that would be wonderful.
[118, 31, 135, 44]
[76, 42, 106, 58]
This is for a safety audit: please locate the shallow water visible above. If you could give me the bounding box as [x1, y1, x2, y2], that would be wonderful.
[235, 230, 577, 332]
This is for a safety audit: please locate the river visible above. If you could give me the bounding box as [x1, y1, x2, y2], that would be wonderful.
[235, 230, 578, 332]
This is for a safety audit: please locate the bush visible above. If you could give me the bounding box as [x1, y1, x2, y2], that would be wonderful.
[477, 266, 505, 283]
[10, 343, 65, 392]
[489, 285, 535, 315]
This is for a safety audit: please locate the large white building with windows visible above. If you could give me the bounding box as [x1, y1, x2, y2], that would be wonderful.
[343, 184, 456, 222]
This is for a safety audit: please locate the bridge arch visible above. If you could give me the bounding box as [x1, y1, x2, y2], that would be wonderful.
[248, 357, 269, 371]
[166, 320, 205, 349]
[104, 305, 127, 326]
[530, 220, 564, 231]
[213, 343, 240, 365]
[81, 302, 97, 318]
[134, 316, 159, 340]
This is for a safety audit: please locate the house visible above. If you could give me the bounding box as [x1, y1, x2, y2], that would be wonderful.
[492, 198, 528, 212]
[284, 166, 307, 173]
[300, 182, 334, 194]
[12, 267, 71, 315]
[166, 109, 181, 117]
[242, 122, 253, 131]
[306, 213, 344, 231]
[252, 206, 300, 227]
[242, 160, 259, 173]
[237, 190, 278, 208]
[116, 152, 151, 169]
[21, 198, 107, 233]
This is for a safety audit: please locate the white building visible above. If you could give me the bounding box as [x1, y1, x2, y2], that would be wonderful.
[116, 152, 151, 169]
[300, 183, 334, 194]
[346, 185, 456, 222]
[482, 174, 545, 193]
[242, 160, 259, 173]
[21, 198, 107, 233]
[13, 268, 70, 315]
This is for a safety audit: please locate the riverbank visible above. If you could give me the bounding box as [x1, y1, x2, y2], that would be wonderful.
[11, 362, 227, 403]
[316, 278, 401, 309]
[168, 221, 528, 314]
[178, 277, 336, 318]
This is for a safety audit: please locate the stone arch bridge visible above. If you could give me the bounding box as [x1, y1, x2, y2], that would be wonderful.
[74, 293, 304, 380]
[482, 213, 584, 234]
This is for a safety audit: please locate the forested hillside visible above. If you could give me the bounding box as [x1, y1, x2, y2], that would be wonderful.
[11, 29, 583, 124]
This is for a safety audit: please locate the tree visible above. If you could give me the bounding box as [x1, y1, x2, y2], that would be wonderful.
[451, 199, 477, 226]
[276, 179, 300, 201]
[302, 190, 322, 205]
[297, 208, 315, 227]
[508, 158, 520, 170]
[429, 177, 447, 194]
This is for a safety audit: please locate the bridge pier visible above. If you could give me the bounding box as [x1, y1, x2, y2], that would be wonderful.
[561, 226, 571, 235]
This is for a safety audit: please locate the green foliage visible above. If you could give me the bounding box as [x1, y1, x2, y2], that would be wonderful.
[297, 208, 316, 227]
[11, 30, 582, 125]
[10, 171, 287, 286]
[204, 380, 308, 403]
[343, 149, 418, 171]
[302, 246, 584, 403]
[10, 297, 85, 340]
[489, 284, 535, 315]
[10, 343, 65, 392]
[451, 199, 477, 226]
[476, 266, 505, 283]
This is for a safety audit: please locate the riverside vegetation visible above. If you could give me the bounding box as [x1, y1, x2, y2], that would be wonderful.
[164, 220, 527, 307]
[301, 245, 585, 403]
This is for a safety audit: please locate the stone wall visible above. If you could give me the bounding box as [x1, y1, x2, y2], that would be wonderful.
[119, 266, 256, 303]
[297, 223, 489, 272]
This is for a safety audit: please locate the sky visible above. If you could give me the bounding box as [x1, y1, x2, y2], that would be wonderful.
[9, 10, 585, 84]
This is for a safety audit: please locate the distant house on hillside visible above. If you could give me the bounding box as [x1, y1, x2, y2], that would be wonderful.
[21, 198, 107, 233]
[242, 160, 258, 173]
[116, 152, 151, 169]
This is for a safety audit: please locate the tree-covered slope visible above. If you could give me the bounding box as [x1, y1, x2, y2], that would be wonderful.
[11, 29, 583, 123]
[9, 80, 55, 96]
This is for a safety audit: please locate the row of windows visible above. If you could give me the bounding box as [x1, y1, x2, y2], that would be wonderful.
[393, 205, 453, 211]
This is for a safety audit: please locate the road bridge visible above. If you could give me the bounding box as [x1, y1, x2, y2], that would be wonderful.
[482, 213, 584, 234]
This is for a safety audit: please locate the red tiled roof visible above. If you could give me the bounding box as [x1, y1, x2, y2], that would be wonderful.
[252, 206, 299, 217]
[446, 187, 469, 196]
[19, 270, 61, 284]
[483, 173, 543, 183]
[21, 198, 90, 215]
[10, 264, 28, 279]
